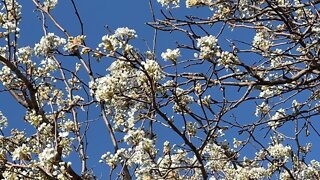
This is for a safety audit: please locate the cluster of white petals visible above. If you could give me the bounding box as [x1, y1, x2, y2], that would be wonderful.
[141, 59, 164, 81]
[25, 109, 43, 127]
[99, 27, 136, 56]
[44, 0, 58, 9]
[253, 31, 272, 51]
[0, 0, 21, 35]
[161, 48, 180, 62]
[12, 143, 31, 161]
[100, 148, 128, 169]
[173, 87, 194, 112]
[268, 108, 286, 129]
[64, 35, 86, 53]
[157, 0, 180, 9]
[267, 143, 291, 159]
[0, 111, 7, 129]
[16, 46, 33, 65]
[255, 102, 270, 117]
[196, 35, 219, 59]
[0, 65, 15, 86]
[92, 60, 137, 103]
[186, 0, 211, 8]
[39, 145, 57, 167]
[34, 33, 66, 56]
[259, 85, 282, 99]
[217, 51, 238, 68]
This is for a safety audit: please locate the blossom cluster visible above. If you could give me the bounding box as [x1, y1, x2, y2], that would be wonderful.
[157, 0, 180, 9]
[268, 108, 286, 129]
[44, 0, 58, 10]
[99, 27, 137, 56]
[259, 85, 283, 99]
[0, 65, 15, 86]
[253, 31, 272, 51]
[196, 35, 219, 59]
[0, 0, 22, 35]
[0, 111, 7, 129]
[173, 87, 194, 113]
[64, 35, 86, 53]
[161, 48, 180, 63]
[34, 33, 66, 56]
[186, 0, 211, 8]
[217, 51, 238, 68]
[267, 143, 291, 159]
[141, 59, 164, 81]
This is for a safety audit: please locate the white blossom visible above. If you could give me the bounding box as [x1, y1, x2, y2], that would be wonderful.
[0, 65, 15, 86]
[217, 51, 237, 68]
[141, 59, 164, 81]
[253, 31, 272, 51]
[267, 143, 291, 159]
[186, 0, 211, 8]
[197, 35, 219, 59]
[157, 0, 180, 8]
[12, 144, 31, 161]
[39, 145, 57, 167]
[173, 88, 194, 113]
[0, 111, 7, 129]
[34, 33, 66, 56]
[44, 0, 58, 9]
[161, 48, 180, 62]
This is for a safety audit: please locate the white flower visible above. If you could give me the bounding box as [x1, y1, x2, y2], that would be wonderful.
[124, 129, 146, 145]
[98, 27, 136, 55]
[40, 57, 58, 71]
[16, 46, 33, 65]
[114, 27, 137, 40]
[173, 88, 194, 113]
[157, 0, 180, 8]
[12, 144, 31, 161]
[199, 95, 211, 107]
[44, 0, 58, 9]
[163, 141, 170, 154]
[233, 138, 242, 148]
[100, 148, 127, 169]
[292, 100, 300, 112]
[0, 66, 15, 86]
[186, 0, 211, 8]
[39, 145, 57, 167]
[217, 51, 237, 68]
[259, 85, 282, 98]
[255, 102, 270, 117]
[93, 76, 114, 102]
[253, 31, 272, 51]
[271, 108, 286, 121]
[25, 110, 43, 127]
[0, 111, 7, 129]
[197, 35, 218, 59]
[161, 48, 180, 62]
[267, 143, 291, 159]
[141, 59, 164, 81]
[99, 34, 118, 52]
[59, 131, 69, 138]
[34, 33, 66, 56]
[268, 108, 286, 129]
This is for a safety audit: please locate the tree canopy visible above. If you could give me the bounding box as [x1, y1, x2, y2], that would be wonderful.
[0, 0, 320, 179]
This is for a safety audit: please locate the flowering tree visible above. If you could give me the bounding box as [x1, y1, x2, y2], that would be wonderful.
[1, 0, 320, 179]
